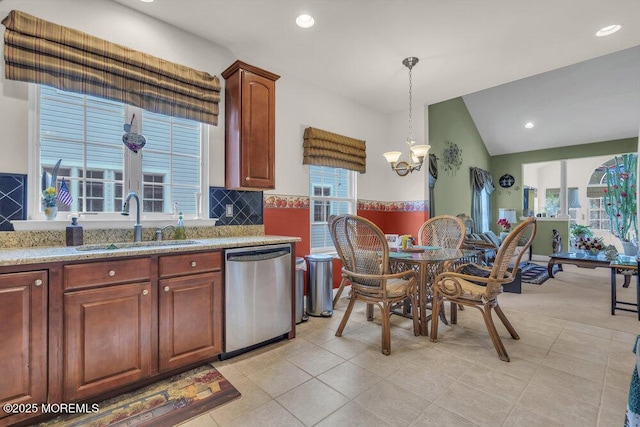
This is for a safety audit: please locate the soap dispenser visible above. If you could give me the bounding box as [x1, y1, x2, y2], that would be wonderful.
[174, 212, 187, 240]
[66, 216, 83, 246]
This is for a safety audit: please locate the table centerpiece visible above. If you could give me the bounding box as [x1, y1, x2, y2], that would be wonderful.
[575, 236, 605, 255]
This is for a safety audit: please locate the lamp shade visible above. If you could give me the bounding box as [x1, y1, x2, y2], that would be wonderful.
[410, 144, 431, 158]
[499, 208, 517, 225]
[383, 151, 402, 163]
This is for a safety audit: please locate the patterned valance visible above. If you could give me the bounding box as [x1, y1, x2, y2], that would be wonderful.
[470, 167, 494, 194]
[303, 127, 366, 173]
[2, 10, 220, 125]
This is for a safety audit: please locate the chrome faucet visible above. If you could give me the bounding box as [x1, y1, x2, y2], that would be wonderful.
[121, 191, 142, 242]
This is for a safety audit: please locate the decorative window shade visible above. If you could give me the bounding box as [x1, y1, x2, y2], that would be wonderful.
[2, 10, 220, 125]
[587, 186, 607, 198]
[303, 127, 366, 173]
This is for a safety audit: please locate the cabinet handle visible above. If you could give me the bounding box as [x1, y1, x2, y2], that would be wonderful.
[191, 261, 197, 267]
[142, 289, 149, 296]
[245, 176, 249, 181]
[34, 279, 43, 286]
[164, 286, 170, 292]
[108, 270, 116, 277]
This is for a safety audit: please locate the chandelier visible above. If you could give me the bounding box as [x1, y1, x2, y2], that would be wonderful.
[383, 57, 431, 176]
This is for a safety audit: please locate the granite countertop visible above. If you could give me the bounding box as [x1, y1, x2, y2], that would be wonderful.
[0, 235, 301, 266]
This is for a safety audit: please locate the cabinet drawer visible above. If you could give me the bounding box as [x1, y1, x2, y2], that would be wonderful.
[64, 258, 151, 290]
[159, 251, 221, 277]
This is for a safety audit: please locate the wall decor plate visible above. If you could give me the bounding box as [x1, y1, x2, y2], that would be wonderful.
[499, 173, 515, 188]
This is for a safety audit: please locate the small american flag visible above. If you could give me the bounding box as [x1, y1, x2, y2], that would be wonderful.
[57, 178, 73, 206]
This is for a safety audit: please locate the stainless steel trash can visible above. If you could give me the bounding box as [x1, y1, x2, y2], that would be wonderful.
[295, 257, 308, 324]
[306, 254, 333, 317]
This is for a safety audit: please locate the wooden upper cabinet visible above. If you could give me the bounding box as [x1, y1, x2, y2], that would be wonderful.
[222, 60, 280, 190]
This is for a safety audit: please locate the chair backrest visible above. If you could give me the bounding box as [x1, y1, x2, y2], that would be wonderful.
[456, 213, 474, 234]
[418, 215, 466, 248]
[487, 217, 537, 294]
[329, 215, 389, 287]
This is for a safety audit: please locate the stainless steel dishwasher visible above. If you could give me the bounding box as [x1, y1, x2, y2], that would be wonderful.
[223, 244, 292, 358]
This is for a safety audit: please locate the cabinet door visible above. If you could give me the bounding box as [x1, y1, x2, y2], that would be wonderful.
[159, 272, 222, 372]
[0, 271, 47, 421]
[64, 282, 152, 401]
[240, 71, 276, 189]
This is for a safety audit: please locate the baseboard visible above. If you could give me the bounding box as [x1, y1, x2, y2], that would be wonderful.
[531, 254, 550, 262]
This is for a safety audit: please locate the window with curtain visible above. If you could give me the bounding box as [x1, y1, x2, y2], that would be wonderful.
[309, 165, 356, 252]
[470, 167, 494, 232]
[38, 86, 203, 217]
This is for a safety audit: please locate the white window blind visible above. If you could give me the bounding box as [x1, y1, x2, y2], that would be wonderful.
[309, 165, 356, 252]
[38, 86, 202, 216]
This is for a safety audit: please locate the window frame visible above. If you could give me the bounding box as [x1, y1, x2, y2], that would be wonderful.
[308, 165, 357, 254]
[28, 85, 210, 222]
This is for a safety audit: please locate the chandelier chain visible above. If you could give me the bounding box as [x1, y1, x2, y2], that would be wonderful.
[408, 64, 413, 143]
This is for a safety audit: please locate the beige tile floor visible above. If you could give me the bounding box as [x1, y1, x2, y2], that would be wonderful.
[180, 263, 639, 427]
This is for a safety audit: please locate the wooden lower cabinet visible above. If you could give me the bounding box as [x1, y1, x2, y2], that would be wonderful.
[63, 282, 152, 401]
[159, 271, 223, 371]
[62, 251, 223, 403]
[0, 271, 47, 422]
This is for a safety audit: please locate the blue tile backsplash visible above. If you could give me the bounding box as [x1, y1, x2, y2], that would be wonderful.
[209, 187, 263, 226]
[0, 176, 263, 230]
[0, 173, 27, 231]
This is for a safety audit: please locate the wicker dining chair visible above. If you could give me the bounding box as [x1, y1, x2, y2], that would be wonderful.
[329, 215, 419, 355]
[430, 217, 536, 362]
[418, 215, 466, 249]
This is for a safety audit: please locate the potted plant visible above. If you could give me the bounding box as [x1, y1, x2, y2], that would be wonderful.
[603, 153, 638, 255]
[570, 224, 593, 239]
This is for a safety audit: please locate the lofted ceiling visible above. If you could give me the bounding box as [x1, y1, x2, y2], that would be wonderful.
[113, 0, 640, 155]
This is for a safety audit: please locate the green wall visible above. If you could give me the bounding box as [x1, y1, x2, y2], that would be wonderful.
[533, 220, 570, 257]
[490, 137, 638, 223]
[428, 96, 638, 233]
[428, 97, 490, 217]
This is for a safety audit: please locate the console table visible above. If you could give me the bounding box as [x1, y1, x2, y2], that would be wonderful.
[548, 251, 632, 287]
[609, 258, 639, 320]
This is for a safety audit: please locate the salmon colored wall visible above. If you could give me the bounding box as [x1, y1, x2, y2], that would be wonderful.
[263, 202, 429, 292]
[263, 207, 309, 258]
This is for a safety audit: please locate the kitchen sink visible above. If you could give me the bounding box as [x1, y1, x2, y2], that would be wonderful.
[76, 240, 198, 251]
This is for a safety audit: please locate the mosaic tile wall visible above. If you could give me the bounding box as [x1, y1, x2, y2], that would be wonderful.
[210, 187, 263, 226]
[0, 174, 27, 231]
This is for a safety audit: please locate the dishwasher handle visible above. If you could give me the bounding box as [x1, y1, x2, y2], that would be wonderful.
[227, 250, 290, 263]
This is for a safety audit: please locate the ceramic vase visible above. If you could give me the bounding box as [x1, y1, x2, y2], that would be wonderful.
[43, 205, 57, 220]
[621, 241, 637, 256]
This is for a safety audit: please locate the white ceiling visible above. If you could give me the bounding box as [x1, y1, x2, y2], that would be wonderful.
[114, 0, 640, 155]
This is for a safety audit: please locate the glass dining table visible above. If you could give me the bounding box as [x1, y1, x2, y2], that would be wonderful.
[389, 247, 480, 336]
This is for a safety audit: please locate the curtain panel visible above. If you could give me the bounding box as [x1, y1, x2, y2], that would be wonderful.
[303, 127, 366, 173]
[428, 154, 438, 216]
[2, 10, 221, 125]
[470, 167, 494, 232]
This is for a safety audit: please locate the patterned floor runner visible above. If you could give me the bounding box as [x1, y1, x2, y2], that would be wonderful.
[520, 262, 558, 285]
[37, 364, 240, 427]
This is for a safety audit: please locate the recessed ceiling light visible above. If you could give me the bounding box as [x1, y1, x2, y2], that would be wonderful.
[525, 122, 534, 129]
[296, 14, 315, 28]
[596, 24, 621, 37]
[140, 0, 154, 3]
